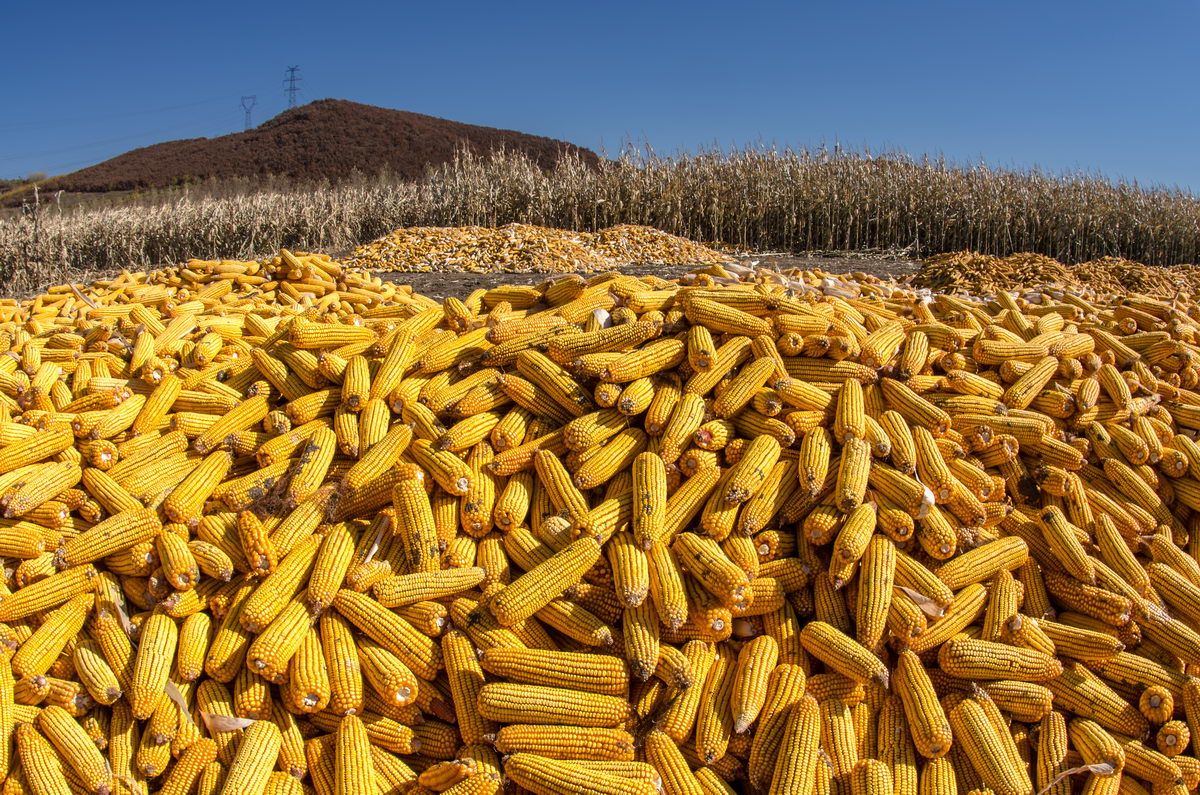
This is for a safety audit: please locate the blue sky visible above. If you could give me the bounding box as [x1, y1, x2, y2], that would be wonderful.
[3, 0, 1198, 193]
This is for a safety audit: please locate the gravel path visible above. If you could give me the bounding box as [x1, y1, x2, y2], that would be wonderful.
[378, 253, 918, 301]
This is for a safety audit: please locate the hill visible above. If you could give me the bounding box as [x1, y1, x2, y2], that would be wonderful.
[43, 99, 599, 193]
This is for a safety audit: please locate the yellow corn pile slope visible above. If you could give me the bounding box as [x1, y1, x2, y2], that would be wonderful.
[2, 245, 1200, 795]
[916, 249, 1200, 298]
[346, 223, 732, 273]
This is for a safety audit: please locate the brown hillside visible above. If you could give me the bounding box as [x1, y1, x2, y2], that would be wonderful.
[46, 99, 599, 192]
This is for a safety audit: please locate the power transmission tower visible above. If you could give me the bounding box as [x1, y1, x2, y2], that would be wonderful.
[283, 66, 302, 108]
[240, 96, 257, 131]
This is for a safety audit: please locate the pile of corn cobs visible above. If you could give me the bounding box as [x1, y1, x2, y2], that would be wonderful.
[345, 224, 731, 274]
[0, 245, 1195, 795]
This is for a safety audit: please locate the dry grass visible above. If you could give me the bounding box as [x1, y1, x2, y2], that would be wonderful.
[2, 146, 1198, 295]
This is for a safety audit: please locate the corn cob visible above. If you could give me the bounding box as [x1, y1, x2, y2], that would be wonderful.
[837, 437, 871, 512]
[948, 698, 1032, 795]
[800, 620, 889, 686]
[490, 535, 601, 625]
[332, 590, 440, 680]
[219, 718, 281, 795]
[476, 682, 632, 727]
[130, 608, 177, 719]
[504, 752, 655, 795]
[728, 634, 778, 733]
[492, 725, 635, 761]
[16, 723, 72, 795]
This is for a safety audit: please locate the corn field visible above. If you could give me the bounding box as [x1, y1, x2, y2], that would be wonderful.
[2, 147, 1198, 294]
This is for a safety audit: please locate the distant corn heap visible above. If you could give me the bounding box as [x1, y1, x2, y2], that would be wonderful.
[11, 252, 407, 323]
[345, 223, 731, 273]
[916, 249, 1200, 298]
[5, 248, 1200, 795]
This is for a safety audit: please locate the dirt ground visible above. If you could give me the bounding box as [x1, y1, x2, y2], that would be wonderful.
[378, 252, 919, 302]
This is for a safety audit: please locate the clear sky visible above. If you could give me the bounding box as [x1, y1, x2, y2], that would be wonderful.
[4, 0, 1198, 193]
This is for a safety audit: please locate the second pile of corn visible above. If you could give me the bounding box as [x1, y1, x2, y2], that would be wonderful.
[5, 226, 1200, 795]
[345, 223, 733, 273]
[914, 250, 1200, 298]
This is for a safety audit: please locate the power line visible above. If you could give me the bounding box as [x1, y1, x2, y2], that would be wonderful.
[240, 96, 257, 131]
[283, 66, 302, 108]
[0, 97, 233, 135]
[15, 154, 125, 179]
[0, 122, 219, 165]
